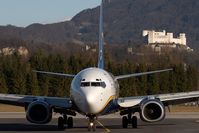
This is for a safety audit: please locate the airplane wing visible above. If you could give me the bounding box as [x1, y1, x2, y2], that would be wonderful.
[0, 93, 73, 109]
[33, 70, 76, 78]
[115, 69, 173, 80]
[117, 91, 199, 108]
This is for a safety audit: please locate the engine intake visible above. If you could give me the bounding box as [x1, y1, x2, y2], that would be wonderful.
[140, 99, 165, 122]
[26, 100, 52, 124]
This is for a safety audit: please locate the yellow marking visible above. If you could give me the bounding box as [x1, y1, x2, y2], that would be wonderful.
[97, 95, 117, 114]
[96, 120, 111, 133]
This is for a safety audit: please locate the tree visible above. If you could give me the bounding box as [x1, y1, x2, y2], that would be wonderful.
[0, 72, 8, 93]
[147, 74, 159, 95]
[29, 73, 40, 96]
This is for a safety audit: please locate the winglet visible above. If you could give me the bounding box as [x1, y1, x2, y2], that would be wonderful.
[97, 0, 105, 69]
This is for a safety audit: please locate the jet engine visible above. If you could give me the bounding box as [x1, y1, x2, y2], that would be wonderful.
[26, 100, 52, 124]
[140, 99, 165, 122]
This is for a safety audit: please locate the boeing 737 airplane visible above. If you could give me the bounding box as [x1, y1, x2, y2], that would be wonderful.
[0, 0, 199, 131]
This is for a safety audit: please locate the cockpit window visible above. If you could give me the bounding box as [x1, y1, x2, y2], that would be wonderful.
[80, 82, 90, 87]
[92, 82, 106, 88]
[80, 82, 106, 88]
[101, 82, 106, 88]
[91, 82, 101, 87]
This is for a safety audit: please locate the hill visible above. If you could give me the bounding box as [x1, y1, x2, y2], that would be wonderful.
[0, 0, 199, 50]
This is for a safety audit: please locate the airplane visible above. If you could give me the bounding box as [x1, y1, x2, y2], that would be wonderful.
[0, 0, 199, 131]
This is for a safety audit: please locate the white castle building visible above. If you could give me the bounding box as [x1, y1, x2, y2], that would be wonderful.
[143, 30, 186, 45]
[142, 30, 193, 51]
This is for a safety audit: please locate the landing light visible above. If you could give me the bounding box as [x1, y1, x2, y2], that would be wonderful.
[90, 122, 94, 126]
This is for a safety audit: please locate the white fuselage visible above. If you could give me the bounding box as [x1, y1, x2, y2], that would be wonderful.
[70, 68, 119, 115]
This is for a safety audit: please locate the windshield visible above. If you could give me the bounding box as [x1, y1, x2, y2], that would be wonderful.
[80, 82, 106, 88]
[91, 82, 101, 87]
[80, 82, 90, 87]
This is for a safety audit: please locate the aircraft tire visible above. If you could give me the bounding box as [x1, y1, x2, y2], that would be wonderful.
[132, 116, 137, 128]
[68, 117, 73, 128]
[92, 122, 96, 131]
[122, 116, 128, 128]
[88, 122, 96, 132]
[58, 117, 64, 130]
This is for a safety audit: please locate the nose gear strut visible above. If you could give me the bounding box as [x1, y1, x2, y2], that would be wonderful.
[87, 116, 97, 131]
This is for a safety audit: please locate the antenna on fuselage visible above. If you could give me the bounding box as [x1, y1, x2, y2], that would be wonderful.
[97, 0, 105, 69]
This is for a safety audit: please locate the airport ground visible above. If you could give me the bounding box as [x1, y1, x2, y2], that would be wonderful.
[0, 113, 199, 133]
[0, 104, 199, 133]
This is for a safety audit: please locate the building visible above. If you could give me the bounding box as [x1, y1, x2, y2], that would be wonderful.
[127, 47, 133, 54]
[0, 46, 29, 56]
[17, 46, 29, 56]
[84, 45, 97, 52]
[0, 47, 15, 55]
[143, 30, 186, 45]
[142, 30, 193, 51]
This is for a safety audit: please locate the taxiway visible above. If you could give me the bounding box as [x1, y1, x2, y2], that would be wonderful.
[0, 113, 198, 133]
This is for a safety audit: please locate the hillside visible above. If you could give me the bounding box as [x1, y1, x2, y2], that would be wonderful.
[0, 0, 199, 49]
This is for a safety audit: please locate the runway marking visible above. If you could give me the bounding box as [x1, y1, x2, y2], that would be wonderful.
[96, 120, 111, 133]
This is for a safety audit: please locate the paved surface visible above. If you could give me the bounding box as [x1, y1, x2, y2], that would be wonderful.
[0, 113, 199, 133]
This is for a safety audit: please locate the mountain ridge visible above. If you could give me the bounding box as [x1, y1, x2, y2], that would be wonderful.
[0, 0, 198, 49]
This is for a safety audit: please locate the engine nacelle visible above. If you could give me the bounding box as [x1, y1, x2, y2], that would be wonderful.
[140, 99, 165, 122]
[26, 100, 52, 124]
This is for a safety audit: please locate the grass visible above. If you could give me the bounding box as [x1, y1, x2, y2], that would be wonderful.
[166, 105, 199, 112]
[0, 104, 24, 112]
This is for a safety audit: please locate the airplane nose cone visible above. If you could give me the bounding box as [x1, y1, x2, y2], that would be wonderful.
[85, 93, 98, 114]
[81, 88, 101, 114]
[86, 94, 94, 105]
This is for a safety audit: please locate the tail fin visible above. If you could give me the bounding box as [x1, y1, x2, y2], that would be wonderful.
[97, 0, 105, 69]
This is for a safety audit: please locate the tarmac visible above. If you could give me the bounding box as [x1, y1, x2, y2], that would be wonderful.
[0, 112, 199, 133]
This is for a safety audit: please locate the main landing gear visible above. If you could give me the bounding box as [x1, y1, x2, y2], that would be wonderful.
[122, 113, 137, 128]
[88, 116, 96, 131]
[58, 114, 73, 130]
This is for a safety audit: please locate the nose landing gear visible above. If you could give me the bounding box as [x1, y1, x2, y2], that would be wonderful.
[87, 116, 96, 131]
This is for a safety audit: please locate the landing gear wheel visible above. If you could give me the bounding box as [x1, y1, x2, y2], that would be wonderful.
[132, 116, 137, 128]
[68, 117, 73, 128]
[122, 116, 128, 128]
[58, 117, 64, 130]
[92, 122, 96, 131]
[88, 126, 91, 131]
[87, 116, 96, 132]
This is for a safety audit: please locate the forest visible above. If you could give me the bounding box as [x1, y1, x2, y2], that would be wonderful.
[0, 48, 198, 97]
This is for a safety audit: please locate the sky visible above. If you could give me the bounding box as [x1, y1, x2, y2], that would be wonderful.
[0, 0, 101, 27]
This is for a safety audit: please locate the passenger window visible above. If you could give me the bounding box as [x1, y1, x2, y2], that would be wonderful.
[80, 82, 90, 87]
